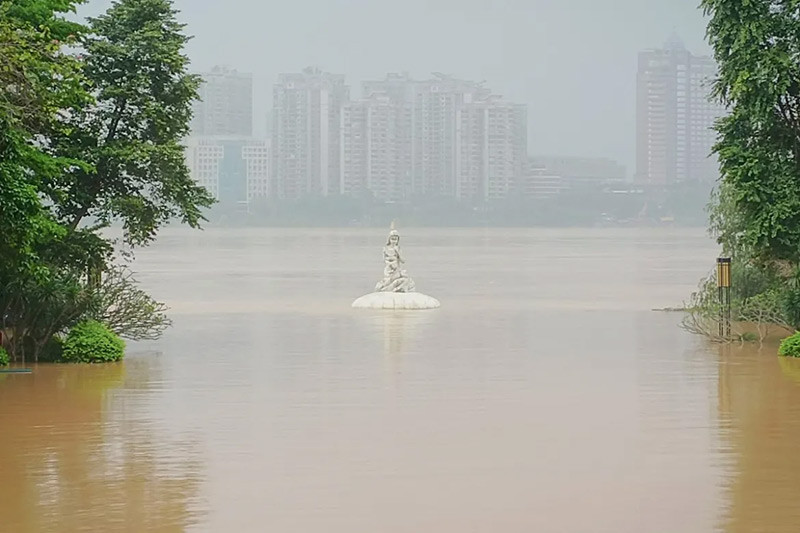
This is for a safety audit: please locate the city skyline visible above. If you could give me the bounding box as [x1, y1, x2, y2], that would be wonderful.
[76, 0, 713, 172]
[188, 36, 720, 205]
[190, 69, 533, 203]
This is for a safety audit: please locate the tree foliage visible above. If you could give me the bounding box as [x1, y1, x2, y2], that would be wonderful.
[0, 0, 85, 278]
[0, 0, 210, 362]
[88, 264, 171, 341]
[49, 0, 213, 245]
[779, 331, 800, 357]
[703, 0, 800, 263]
[0, 271, 94, 359]
[690, 1, 800, 345]
[682, 266, 794, 344]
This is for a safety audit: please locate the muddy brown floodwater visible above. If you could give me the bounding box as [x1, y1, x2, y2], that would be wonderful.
[2, 228, 800, 532]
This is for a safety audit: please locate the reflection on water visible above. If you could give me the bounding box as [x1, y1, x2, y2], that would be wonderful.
[718, 346, 800, 533]
[0, 358, 204, 533]
[362, 310, 438, 389]
[1, 228, 800, 532]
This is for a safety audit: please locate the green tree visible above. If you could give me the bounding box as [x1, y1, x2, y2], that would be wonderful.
[48, 0, 214, 247]
[1, 0, 210, 362]
[703, 0, 800, 264]
[0, 0, 87, 276]
[0, 1, 95, 362]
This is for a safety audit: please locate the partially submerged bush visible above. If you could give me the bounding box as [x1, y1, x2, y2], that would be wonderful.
[0, 347, 9, 367]
[739, 332, 759, 343]
[0, 263, 169, 362]
[40, 336, 65, 363]
[62, 320, 125, 363]
[88, 264, 171, 341]
[0, 271, 95, 362]
[682, 262, 795, 343]
[779, 332, 800, 358]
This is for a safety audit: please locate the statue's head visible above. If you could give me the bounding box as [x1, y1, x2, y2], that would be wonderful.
[386, 221, 400, 245]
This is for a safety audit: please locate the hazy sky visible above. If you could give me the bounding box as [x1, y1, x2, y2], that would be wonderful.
[79, 0, 711, 176]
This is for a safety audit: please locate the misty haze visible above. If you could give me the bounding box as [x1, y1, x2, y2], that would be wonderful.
[2, 1, 800, 533]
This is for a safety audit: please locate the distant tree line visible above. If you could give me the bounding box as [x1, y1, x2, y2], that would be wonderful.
[203, 181, 713, 228]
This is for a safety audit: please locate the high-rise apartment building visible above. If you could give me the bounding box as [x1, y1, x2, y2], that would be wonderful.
[457, 98, 527, 201]
[358, 73, 526, 201]
[340, 100, 369, 198]
[341, 90, 413, 201]
[272, 71, 527, 203]
[636, 35, 724, 185]
[185, 137, 270, 204]
[362, 72, 416, 105]
[272, 67, 350, 199]
[413, 74, 491, 198]
[191, 66, 253, 137]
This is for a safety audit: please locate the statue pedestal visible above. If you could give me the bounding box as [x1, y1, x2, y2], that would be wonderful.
[352, 291, 441, 310]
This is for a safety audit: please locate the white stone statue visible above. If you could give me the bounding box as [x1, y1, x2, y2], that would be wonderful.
[352, 222, 440, 310]
[375, 224, 416, 293]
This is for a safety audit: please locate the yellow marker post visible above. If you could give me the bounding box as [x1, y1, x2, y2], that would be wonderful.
[717, 257, 732, 338]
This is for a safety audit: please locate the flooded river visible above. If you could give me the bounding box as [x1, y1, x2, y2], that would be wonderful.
[2, 228, 800, 532]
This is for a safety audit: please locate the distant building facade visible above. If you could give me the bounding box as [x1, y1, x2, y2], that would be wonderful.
[272, 67, 350, 199]
[522, 165, 566, 199]
[636, 35, 725, 185]
[340, 91, 413, 201]
[265, 70, 529, 203]
[191, 66, 253, 137]
[353, 73, 528, 202]
[185, 137, 270, 205]
[530, 156, 626, 188]
[458, 98, 528, 201]
[412, 74, 491, 198]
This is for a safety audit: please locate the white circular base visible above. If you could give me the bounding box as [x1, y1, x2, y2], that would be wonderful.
[352, 291, 441, 310]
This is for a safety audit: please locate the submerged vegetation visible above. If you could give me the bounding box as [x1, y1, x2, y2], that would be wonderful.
[681, 261, 799, 343]
[0, 0, 213, 363]
[62, 320, 125, 364]
[684, 1, 800, 346]
[779, 332, 800, 358]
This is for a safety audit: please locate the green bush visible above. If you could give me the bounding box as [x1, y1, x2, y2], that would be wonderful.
[739, 332, 759, 343]
[62, 320, 125, 363]
[0, 347, 9, 367]
[781, 285, 800, 330]
[778, 332, 800, 358]
[40, 336, 65, 362]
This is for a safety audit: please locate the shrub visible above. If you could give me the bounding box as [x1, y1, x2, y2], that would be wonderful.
[739, 332, 759, 343]
[40, 336, 65, 362]
[0, 271, 95, 362]
[62, 320, 125, 363]
[682, 262, 794, 343]
[781, 285, 800, 330]
[778, 332, 800, 358]
[88, 264, 171, 341]
[0, 347, 9, 367]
